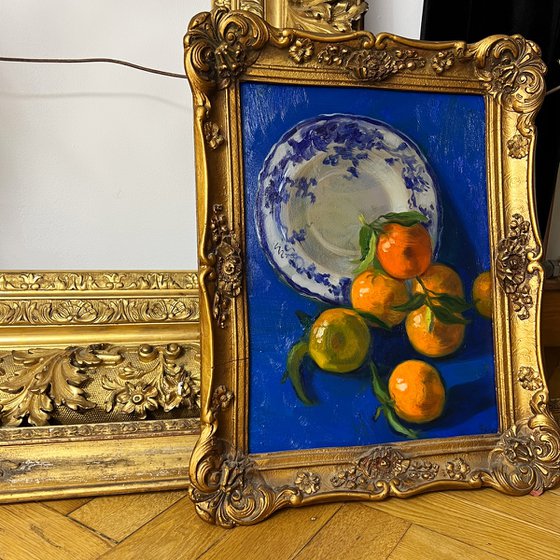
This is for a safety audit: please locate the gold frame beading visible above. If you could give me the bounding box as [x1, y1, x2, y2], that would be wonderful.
[185, 8, 559, 527]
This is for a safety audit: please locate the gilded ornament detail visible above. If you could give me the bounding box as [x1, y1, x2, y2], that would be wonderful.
[445, 458, 471, 480]
[185, 9, 269, 91]
[331, 447, 438, 492]
[0, 418, 198, 442]
[0, 343, 200, 427]
[209, 204, 243, 328]
[204, 121, 225, 149]
[211, 385, 234, 411]
[0, 271, 197, 292]
[294, 471, 321, 495]
[288, 38, 314, 64]
[317, 45, 426, 82]
[0, 297, 198, 326]
[469, 35, 545, 159]
[506, 134, 530, 159]
[0, 348, 97, 427]
[517, 366, 543, 391]
[287, 0, 368, 33]
[102, 344, 200, 419]
[496, 214, 536, 320]
[431, 51, 455, 74]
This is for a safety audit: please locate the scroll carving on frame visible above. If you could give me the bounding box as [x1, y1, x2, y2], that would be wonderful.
[185, 8, 558, 527]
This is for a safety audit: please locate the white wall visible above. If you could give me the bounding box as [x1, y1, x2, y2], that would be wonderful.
[0, 1, 422, 270]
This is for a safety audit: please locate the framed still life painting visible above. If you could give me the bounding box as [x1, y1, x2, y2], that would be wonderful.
[184, 8, 560, 527]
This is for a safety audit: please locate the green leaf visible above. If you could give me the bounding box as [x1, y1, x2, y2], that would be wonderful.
[383, 406, 419, 439]
[295, 310, 314, 331]
[431, 293, 472, 313]
[373, 406, 383, 421]
[284, 341, 313, 405]
[353, 231, 378, 275]
[369, 362, 391, 405]
[379, 211, 429, 227]
[429, 303, 470, 325]
[358, 225, 373, 260]
[392, 293, 426, 313]
[358, 311, 392, 331]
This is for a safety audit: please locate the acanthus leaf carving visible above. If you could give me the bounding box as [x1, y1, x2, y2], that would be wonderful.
[287, 0, 368, 34]
[0, 343, 200, 427]
[0, 348, 97, 427]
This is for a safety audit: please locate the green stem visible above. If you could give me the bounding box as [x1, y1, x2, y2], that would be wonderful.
[284, 340, 313, 405]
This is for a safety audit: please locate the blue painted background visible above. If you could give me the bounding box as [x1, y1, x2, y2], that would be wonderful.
[240, 82, 498, 453]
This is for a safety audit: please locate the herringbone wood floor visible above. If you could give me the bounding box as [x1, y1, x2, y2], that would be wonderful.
[1, 486, 559, 559]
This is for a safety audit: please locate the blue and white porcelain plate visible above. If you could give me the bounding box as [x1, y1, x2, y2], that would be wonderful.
[256, 114, 441, 303]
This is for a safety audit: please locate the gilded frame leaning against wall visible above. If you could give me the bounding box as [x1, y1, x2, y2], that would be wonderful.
[0, 0, 365, 504]
[185, 7, 560, 527]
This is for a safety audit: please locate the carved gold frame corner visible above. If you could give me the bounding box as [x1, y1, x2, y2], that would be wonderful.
[185, 8, 559, 527]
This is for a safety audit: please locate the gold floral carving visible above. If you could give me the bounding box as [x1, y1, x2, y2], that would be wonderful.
[445, 458, 471, 480]
[101, 344, 200, 419]
[496, 214, 537, 320]
[0, 271, 197, 292]
[331, 447, 439, 493]
[0, 297, 198, 326]
[295, 471, 321, 495]
[0, 343, 200, 427]
[209, 205, 243, 328]
[287, 0, 368, 33]
[517, 366, 543, 391]
[317, 45, 426, 81]
[203, 121, 225, 149]
[102, 344, 200, 419]
[211, 385, 234, 411]
[431, 51, 455, 74]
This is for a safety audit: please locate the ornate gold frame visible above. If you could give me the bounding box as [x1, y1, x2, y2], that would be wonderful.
[185, 8, 560, 527]
[0, 272, 200, 501]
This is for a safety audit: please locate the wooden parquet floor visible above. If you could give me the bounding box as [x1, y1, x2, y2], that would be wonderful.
[1, 487, 560, 559]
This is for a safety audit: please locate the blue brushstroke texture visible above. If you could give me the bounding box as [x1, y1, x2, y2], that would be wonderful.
[241, 82, 498, 453]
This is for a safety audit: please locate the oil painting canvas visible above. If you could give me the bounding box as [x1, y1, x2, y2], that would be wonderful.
[243, 83, 497, 452]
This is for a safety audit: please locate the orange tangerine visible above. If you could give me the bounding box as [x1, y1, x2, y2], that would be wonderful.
[411, 263, 464, 297]
[388, 359, 445, 423]
[376, 223, 432, 280]
[405, 305, 465, 358]
[473, 271, 492, 319]
[350, 270, 409, 327]
[308, 308, 371, 373]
